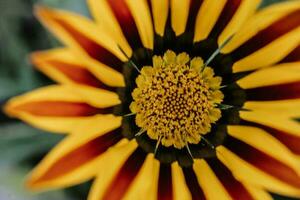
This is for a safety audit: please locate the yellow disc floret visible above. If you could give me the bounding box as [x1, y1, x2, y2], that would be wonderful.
[130, 50, 224, 149]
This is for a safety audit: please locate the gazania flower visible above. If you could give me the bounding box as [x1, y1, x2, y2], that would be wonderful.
[4, 0, 300, 199]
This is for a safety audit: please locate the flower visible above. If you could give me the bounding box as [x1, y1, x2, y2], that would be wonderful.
[4, 0, 300, 199]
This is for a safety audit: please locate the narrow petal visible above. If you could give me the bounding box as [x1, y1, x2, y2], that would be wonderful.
[237, 62, 300, 89]
[4, 85, 119, 133]
[207, 158, 256, 200]
[182, 166, 206, 200]
[26, 115, 122, 190]
[242, 121, 300, 155]
[157, 164, 173, 200]
[282, 45, 300, 63]
[228, 125, 300, 174]
[218, 139, 300, 197]
[245, 81, 300, 101]
[87, 0, 133, 56]
[31, 48, 113, 90]
[193, 0, 227, 42]
[171, 0, 191, 36]
[243, 100, 300, 118]
[171, 163, 192, 200]
[240, 110, 300, 137]
[87, 140, 139, 200]
[126, 0, 154, 49]
[243, 185, 273, 200]
[122, 155, 160, 200]
[35, 6, 125, 87]
[218, 0, 261, 45]
[193, 159, 232, 200]
[149, 0, 169, 36]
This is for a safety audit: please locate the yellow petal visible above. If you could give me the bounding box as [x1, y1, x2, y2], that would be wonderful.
[240, 110, 300, 137]
[4, 85, 117, 133]
[193, 159, 232, 200]
[193, 0, 227, 42]
[171, 0, 191, 36]
[217, 146, 300, 197]
[237, 62, 300, 89]
[171, 162, 192, 200]
[35, 6, 125, 87]
[233, 26, 300, 72]
[26, 115, 122, 190]
[218, 0, 261, 45]
[243, 184, 273, 200]
[243, 100, 300, 118]
[150, 0, 169, 36]
[228, 125, 300, 175]
[87, 0, 132, 57]
[222, 1, 300, 53]
[126, 0, 154, 49]
[88, 140, 138, 200]
[122, 155, 160, 200]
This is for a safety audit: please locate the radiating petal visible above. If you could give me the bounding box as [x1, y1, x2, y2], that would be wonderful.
[171, 163, 192, 200]
[171, 0, 191, 36]
[157, 164, 173, 200]
[243, 185, 273, 200]
[87, 140, 140, 200]
[240, 110, 300, 137]
[4, 85, 118, 133]
[218, 0, 261, 45]
[149, 0, 169, 36]
[282, 45, 300, 63]
[193, 159, 232, 200]
[87, 0, 132, 56]
[217, 143, 300, 197]
[31, 48, 113, 90]
[243, 100, 300, 118]
[228, 125, 300, 174]
[35, 6, 125, 86]
[26, 115, 122, 190]
[182, 166, 206, 200]
[122, 155, 160, 200]
[193, 0, 227, 42]
[237, 62, 300, 89]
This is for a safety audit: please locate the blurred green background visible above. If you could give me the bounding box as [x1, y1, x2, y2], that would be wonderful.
[0, 0, 297, 199]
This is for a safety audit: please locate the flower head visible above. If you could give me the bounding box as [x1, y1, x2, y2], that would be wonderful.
[4, 0, 300, 199]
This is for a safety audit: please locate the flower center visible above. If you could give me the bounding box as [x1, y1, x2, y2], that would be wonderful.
[130, 50, 224, 149]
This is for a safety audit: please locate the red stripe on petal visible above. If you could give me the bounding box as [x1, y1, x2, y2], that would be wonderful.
[246, 81, 300, 101]
[102, 148, 147, 200]
[52, 18, 123, 72]
[107, 0, 143, 49]
[47, 60, 113, 90]
[281, 45, 300, 63]
[209, 0, 242, 38]
[14, 101, 110, 117]
[225, 136, 300, 188]
[242, 120, 300, 155]
[182, 167, 206, 200]
[232, 10, 300, 61]
[34, 129, 122, 183]
[207, 158, 254, 200]
[186, 0, 204, 32]
[158, 164, 173, 200]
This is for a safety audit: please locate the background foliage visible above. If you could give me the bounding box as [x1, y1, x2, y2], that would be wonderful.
[0, 0, 295, 199]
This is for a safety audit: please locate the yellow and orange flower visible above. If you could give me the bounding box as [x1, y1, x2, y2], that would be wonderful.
[4, 0, 300, 199]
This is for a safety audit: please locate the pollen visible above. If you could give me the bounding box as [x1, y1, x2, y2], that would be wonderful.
[130, 50, 224, 149]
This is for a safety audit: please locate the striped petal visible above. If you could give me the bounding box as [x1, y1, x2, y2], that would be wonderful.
[149, 0, 169, 36]
[240, 110, 300, 137]
[218, 140, 300, 198]
[171, 163, 192, 200]
[171, 0, 192, 36]
[157, 164, 173, 200]
[26, 115, 122, 190]
[35, 6, 125, 86]
[243, 100, 300, 118]
[237, 62, 300, 89]
[31, 48, 113, 90]
[221, 1, 300, 72]
[228, 125, 300, 175]
[88, 0, 153, 50]
[88, 141, 145, 200]
[4, 85, 119, 133]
